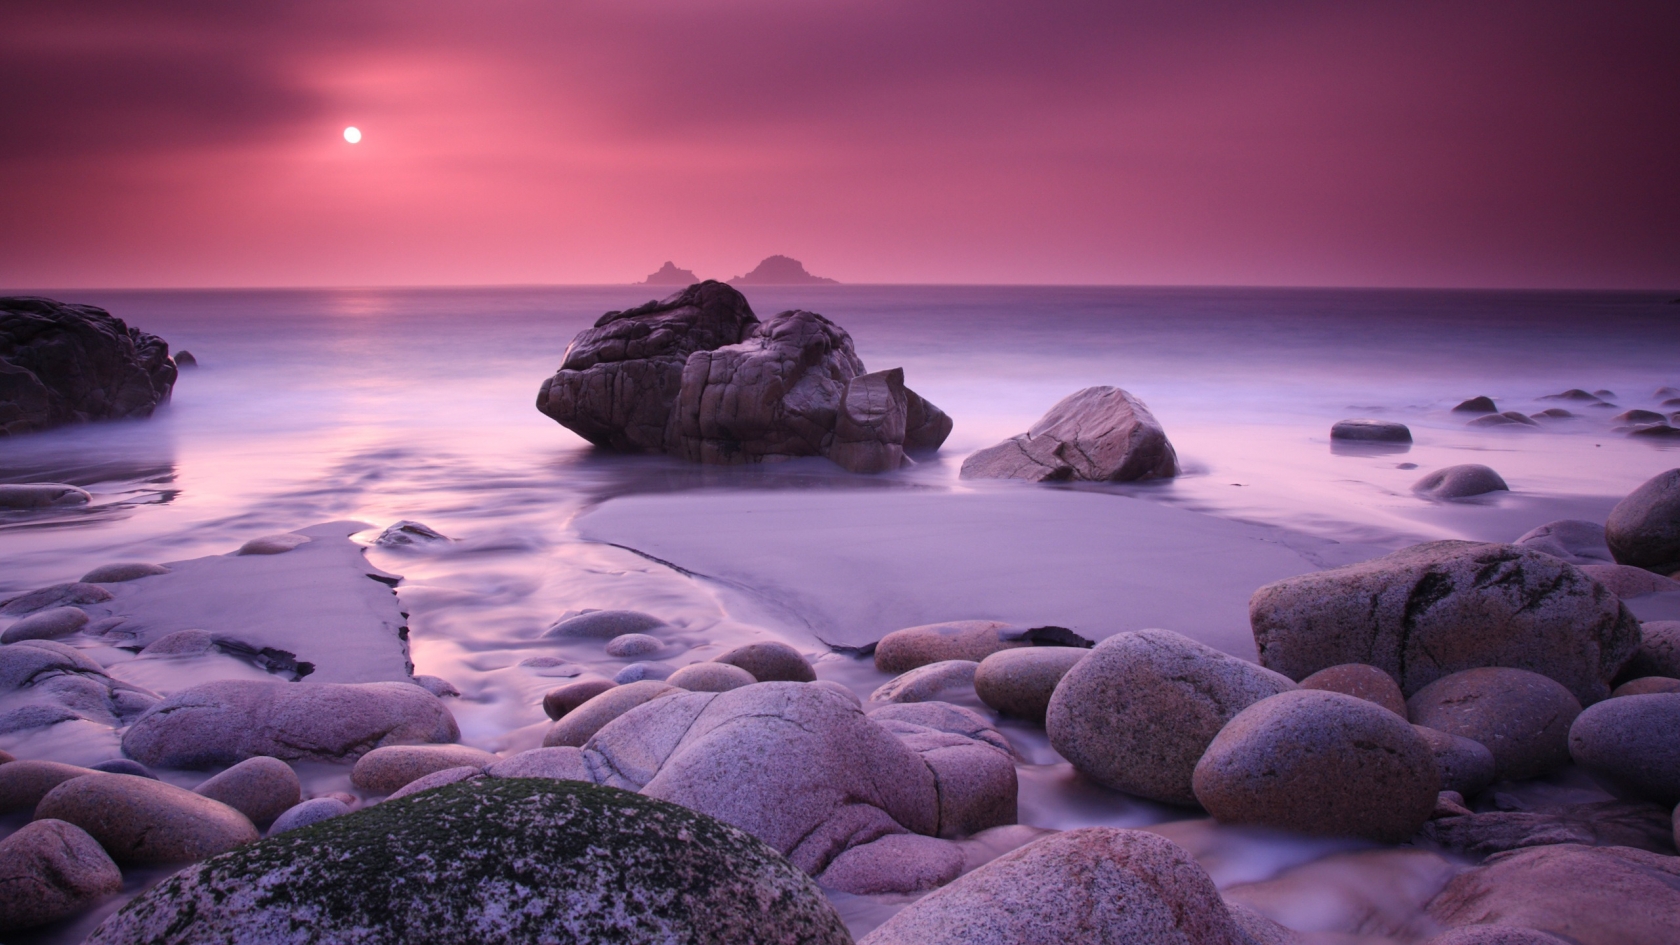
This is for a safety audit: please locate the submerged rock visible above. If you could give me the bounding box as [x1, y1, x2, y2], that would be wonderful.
[0, 483, 91, 510]
[1452, 396, 1499, 414]
[961, 386, 1177, 482]
[546, 609, 667, 639]
[871, 660, 979, 704]
[1250, 541, 1640, 704]
[37, 772, 259, 865]
[536, 281, 949, 472]
[0, 296, 178, 435]
[80, 561, 171, 583]
[1469, 412, 1539, 428]
[86, 778, 852, 945]
[1331, 418, 1412, 442]
[1605, 469, 1680, 573]
[0, 819, 122, 932]
[1407, 668, 1582, 782]
[1512, 520, 1613, 565]
[1414, 464, 1509, 499]
[1, 606, 90, 643]
[1, 583, 112, 616]
[122, 679, 461, 768]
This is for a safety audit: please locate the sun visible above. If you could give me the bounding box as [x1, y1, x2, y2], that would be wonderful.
[343, 126, 362, 144]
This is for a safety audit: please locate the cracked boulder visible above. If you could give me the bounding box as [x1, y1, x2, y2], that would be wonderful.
[0, 640, 160, 734]
[1250, 541, 1641, 705]
[960, 385, 1177, 482]
[0, 296, 178, 436]
[536, 281, 950, 472]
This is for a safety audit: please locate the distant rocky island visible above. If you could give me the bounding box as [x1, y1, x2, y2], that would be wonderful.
[638, 262, 699, 286]
[729, 255, 838, 286]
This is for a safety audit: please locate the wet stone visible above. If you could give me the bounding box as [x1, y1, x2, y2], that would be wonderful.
[1, 607, 90, 643]
[80, 562, 170, 583]
[542, 678, 617, 720]
[712, 640, 816, 682]
[1408, 668, 1582, 782]
[36, 772, 260, 866]
[0, 818, 122, 932]
[351, 744, 499, 795]
[665, 661, 756, 692]
[873, 620, 1025, 675]
[194, 756, 302, 828]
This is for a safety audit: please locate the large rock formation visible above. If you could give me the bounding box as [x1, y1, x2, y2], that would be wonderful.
[960, 386, 1177, 482]
[0, 296, 178, 436]
[729, 255, 839, 285]
[535, 282, 949, 473]
[638, 261, 699, 285]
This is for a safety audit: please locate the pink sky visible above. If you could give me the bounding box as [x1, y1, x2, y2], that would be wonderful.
[3, 1, 1677, 289]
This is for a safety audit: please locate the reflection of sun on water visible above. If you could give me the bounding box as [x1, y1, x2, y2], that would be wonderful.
[343, 126, 362, 144]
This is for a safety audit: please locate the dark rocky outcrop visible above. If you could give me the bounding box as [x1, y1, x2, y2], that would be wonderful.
[0, 296, 178, 436]
[1331, 418, 1411, 442]
[535, 282, 947, 473]
[729, 255, 838, 285]
[1421, 799, 1677, 857]
[639, 261, 700, 285]
[1605, 469, 1680, 574]
[960, 386, 1177, 482]
[1453, 396, 1499, 415]
[86, 778, 852, 945]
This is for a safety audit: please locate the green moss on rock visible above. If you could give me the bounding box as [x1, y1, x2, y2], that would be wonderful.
[87, 778, 853, 945]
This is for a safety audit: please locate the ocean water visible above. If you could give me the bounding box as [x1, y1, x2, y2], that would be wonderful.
[2, 285, 1678, 941]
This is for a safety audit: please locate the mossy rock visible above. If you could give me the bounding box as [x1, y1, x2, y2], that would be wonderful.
[87, 778, 853, 945]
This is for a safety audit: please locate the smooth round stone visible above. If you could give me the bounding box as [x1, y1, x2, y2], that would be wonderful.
[1413, 464, 1510, 499]
[973, 646, 1087, 722]
[236, 533, 311, 555]
[268, 797, 352, 836]
[0, 704, 81, 735]
[141, 628, 216, 656]
[541, 680, 677, 748]
[819, 834, 964, 895]
[1422, 927, 1571, 945]
[604, 632, 663, 657]
[713, 640, 817, 682]
[1614, 409, 1668, 426]
[859, 827, 1249, 945]
[1426, 844, 1680, 945]
[1605, 468, 1680, 573]
[90, 759, 156, 779]
[36, 772, 259, 865]
[1193, 690, 1439, 842]
[387, 765, 484, 801]
[545, 609, 667, 639]
[1569, 693, 1680, 804]
[1578, 563, 1680, 598]
[351, 744, 499, 795]
[541, 678, 617, 720]
[0, 818, 122, 931]
[665, 661, 756, 692]
[1614, 676, 1680, 696]
[1407, 668, 1582, 782]
[1299, 663, 1407, 717]
[1511, 519, 1612, 565]
[0, 760, 97, 814]
[1452, 396, 1498, 415]
[612, 661, 673, 684]
[1624, 620, 1680, 678]
[1414, 725, 1497, 798]
[872, 660, 979, 704]
[411, 675, 460, 697]
[1, 606, 90, 643]
[174, 350, 198, 367]
[1331, 418, 1412, 442]
[80, 562, 170, 583]
[89, 779, 851, 945]
[194, 756, 301, 828]
[0, 583, 111, 617]
[0, 483, 91, 510]
[484, 747, 594, 781]
[873, 621, 1025, 674]
[811, 679, 863, 706]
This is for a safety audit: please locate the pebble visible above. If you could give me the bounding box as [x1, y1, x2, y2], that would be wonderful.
[1413, 725, 1497, 798]
[542, 678, 617, 719]
[0, 483, 92, 509]
[373, 520, 450, 547]
[36, 772, 260, 865]
[194, 756, 302, 827]
[1413, 464, 1509, 499]
[873, 620, 1026, 674]
[1330, 418, 1412, 442]
[1568, 692, 1680, 804]
[541, 680, 677, 748]
[872, 660, 979, 703]
[665, 661, 756, 692]
[1193, 690, 1439, 842]
[1300, 663, 1407, 716]
[351, 744, 499, 794]
[80, 562, 171, 583]
[0, 818, 122, 931]
[1, 607, 90, 643]
[267, 797, 352, 835]
[0, 760, 98, 813]
[545, 609, 667, 639]
[713, 640, 817, 682]
[1407, 668, 1582, 782]
[604, 632, 664, 657]
[972, 646, 1087, 722]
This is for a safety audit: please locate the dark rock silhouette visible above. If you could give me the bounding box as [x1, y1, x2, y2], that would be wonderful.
[638, 261, 699, 286]
[0, 297, 178, 436]
[535, 281, 949, 472]
[729, 255, 839, 286]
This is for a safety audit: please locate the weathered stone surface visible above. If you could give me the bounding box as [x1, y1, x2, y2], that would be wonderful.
[139, 628, 214, 656]
[1408, 668, 1582, 782]
[37, 773, 259, 865]
[1331, 418, 1412, 442]
[859, 827, 1248, 945]
[1511, 520, 1613, 565]
[0, 818, 122, 932]
[1426, 844, 1680, 945]
[541, 678, 617, 719]
[1251, 541, 1640, 704]
[86, 778, 852, 945]
[0, 760, 97, 813]
[585, 683, 937, 877]
[1047, 629, 1296, 805]
[1470, 412, 1539, 428]
[1611, 676, 1680, 696]
[1193, 690, 1439, 842]
[1568, 693, 1680, 804]
[869, 702, 1016, 838]
[0, 483, 91, 510]
[1414, 464, 1509, 499]
[1414, 725, 1497, 798]
[974, 646, 1087, 722]
[874, 620, 1024, 674]
[1, 606, 90, 643]
[193, 756, 301, 828]
[1300, 663, 1407, 716]
[0, 296, 178, 436]
[1421, 799, 1677, 857]
[267, 797, 351, 835]
[1622, 620, 1680, 679]
[666, 661, 756, 692]
[542, 680, 676, 748]
[0, 639, 159, 730]
[872, 660, 978, 704]
[351, 744, 499, 794]
[713, 641, 816, 682]
[484, 746, 594, 782]
[545, 609, 667, 639]
[604, 632, 664, 657]
[819, 833, 964, 895]
[387, 765, 484, 800]
[536, 281, 948, 472]
[960, 386, 1177, 482]
[1578, 563, 1680, 597]
[122, 680, 461, 768]
[1421, 927, 1570, 945]
[1605, 468, 1680, 573]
